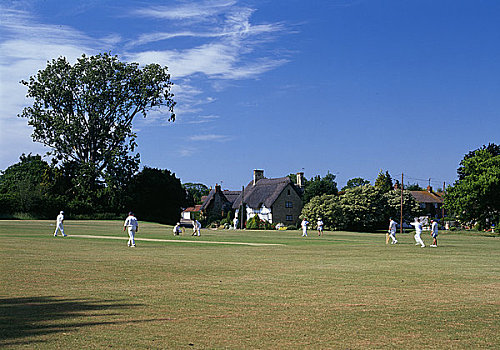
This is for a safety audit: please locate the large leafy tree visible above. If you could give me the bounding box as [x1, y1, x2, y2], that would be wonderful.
[445, 143, 500, 228]
[303, 172, 338, 203]
[126, 167, 188, 224]
[19, 53, 175, 195]
[374, 170, 393, 193]
[341, 177, 370, 191]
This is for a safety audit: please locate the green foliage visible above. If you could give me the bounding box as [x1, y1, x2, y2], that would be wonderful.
[341, 177, 370, 191]
[303, 172, 338, 203]
[383, 189, 422, 223]
[246, 215, 275, 230]
[126, 167, 188, 225]
[374, 170, 393, 193]
[445, 143, 500, 229]
[183, 183, 209, 205]
[405, 183, 425, 191]
[0, 154, 60, 216]
[301, 185, 420, 232]
[301, 194, 341, 230]
[19, 53, 175, 200]
[339, 185, 386, 231]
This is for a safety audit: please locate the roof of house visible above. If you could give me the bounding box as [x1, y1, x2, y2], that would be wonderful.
[409, 191, 443, 204]
[222, 190, 242, 204]
[232, 177, 300, 209]
[182, 204, 202, 213]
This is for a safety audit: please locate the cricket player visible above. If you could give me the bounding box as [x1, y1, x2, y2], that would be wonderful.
[192, 220, 201, 236]
[123, 212, 139, 247]
[173, 222, 182, 236]
[410, 218, 425, 248]
[301, 218, 309, 237]
[430, 219, 438, 247]
[388, 218, 398, 244]
[317, 218, 324, 236]
[53, 211, 67, 237]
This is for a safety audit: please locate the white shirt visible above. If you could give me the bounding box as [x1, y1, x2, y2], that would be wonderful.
[411, 221, 422, 234]
[431, 221, 438, 234]
[317, 220, 323, 228]
[56, 214, 64, 225]
[124, 215, 138, 229]
[389, 220, 397, 233]
[301, 220, 309, 229]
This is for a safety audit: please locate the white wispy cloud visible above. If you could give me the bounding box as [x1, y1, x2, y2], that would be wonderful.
[189, 134, 231, 142]
[132, 0, 236, 20]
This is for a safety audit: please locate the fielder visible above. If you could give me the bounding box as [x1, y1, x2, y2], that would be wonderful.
[173, 222, 182, 236]
[430, 219, 438, 247]
[388, 218, 398, 244]
[317, 218, 324, 236]
[53, 211, 67, 237]
[301, 218, 309, 237]
[410, 218, 425, 248]
[192, 219, 201, 236]
[123, 212, 139, 247]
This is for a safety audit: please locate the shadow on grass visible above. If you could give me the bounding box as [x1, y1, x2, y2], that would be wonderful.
[0, 296, 141, 347]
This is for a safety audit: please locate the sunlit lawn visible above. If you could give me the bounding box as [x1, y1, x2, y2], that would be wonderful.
[0, 220, 499, 349]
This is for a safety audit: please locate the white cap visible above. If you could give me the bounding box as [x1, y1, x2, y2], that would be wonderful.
[60, 211, 64, 214]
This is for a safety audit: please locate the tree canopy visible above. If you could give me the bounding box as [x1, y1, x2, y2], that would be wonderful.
[302, 172, 338, 203]
[444, 143, 500, 228]
[374, 170, 393, 193]
[341, 177, 370, 191]
[19, 53, 175, 194]
[301, 185, 420, 232]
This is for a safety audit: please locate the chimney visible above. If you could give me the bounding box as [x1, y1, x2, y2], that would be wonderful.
[215, 184, 221, 193]
[296, 172, 304, 188]
[427, 185, 432, 192]
[253, 169, 264, 185]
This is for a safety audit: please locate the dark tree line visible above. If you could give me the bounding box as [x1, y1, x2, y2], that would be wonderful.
[0, 154, 188, 224]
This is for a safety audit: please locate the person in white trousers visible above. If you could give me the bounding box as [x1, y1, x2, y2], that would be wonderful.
[430, 219, 438, 247]
[388, 218, 398, 244]
[317, 218, 324, 236]
[301, 218, 309, 237]
[53, 211, 67, 237]
[123, 212, 139, 247]
[192, 220, 201, 236]
[410, 218, 425, 247]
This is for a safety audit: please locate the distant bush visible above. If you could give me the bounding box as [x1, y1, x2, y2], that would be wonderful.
[246, 215, 275, 230]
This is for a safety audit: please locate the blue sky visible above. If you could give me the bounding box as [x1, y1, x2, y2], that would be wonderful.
[1, 0, 499, 190]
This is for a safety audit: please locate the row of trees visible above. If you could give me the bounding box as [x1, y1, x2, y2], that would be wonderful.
[301, 182, 421, 232]
[0, 154, 189, 224]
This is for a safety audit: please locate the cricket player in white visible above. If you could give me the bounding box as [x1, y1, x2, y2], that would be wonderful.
[410, 218, 425, 247]
[173, 222, 182, 235]
[388, 218, 398, 244]
[123, 212, 138, 247]
[317, 218, 324, 236]
[430, 219, 438, 247]
[301, 218, 309, 237]
[192, 220, 201, 236]
[53, 211, 67, 237]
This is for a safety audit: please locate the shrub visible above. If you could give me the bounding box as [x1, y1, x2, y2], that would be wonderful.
[246, 215, 275, 230]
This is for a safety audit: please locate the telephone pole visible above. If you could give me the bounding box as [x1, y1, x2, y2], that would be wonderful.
[400, 172, 404, 234]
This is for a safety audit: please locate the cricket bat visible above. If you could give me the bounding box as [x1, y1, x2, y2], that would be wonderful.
[386, 231, 390, 244]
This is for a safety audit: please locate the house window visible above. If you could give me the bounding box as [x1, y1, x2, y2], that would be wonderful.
[286, 215, 293, 221]
[285, 201, 293, 208]
[287, 189, 291, 195]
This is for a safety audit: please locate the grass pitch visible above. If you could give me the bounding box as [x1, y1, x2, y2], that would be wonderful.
[0, 220, 499, 349]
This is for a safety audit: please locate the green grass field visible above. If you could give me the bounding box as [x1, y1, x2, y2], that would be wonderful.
[1, 220, 499, 349]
